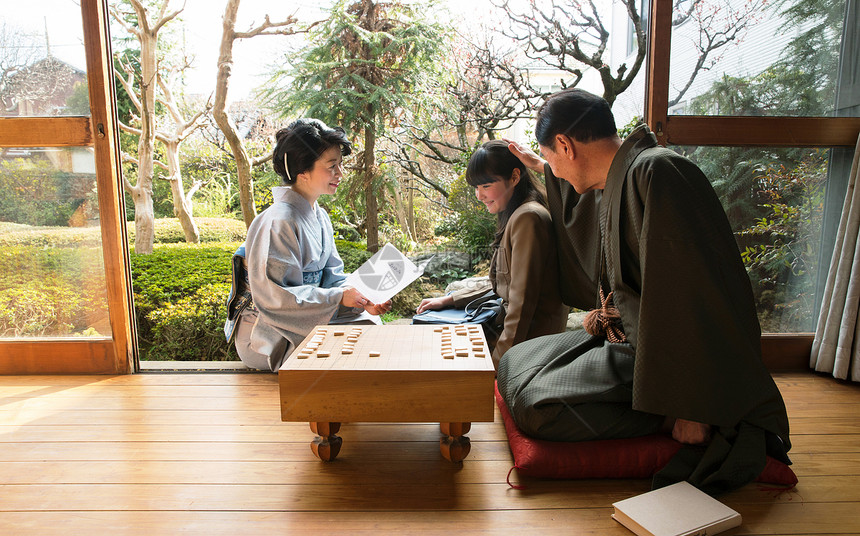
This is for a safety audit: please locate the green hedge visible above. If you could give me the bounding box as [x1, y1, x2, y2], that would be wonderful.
[335, 239, 372, 272]
[0, 245, 110, 337]
[132, 238, 375, 361]
[146, 282, 236, 361]
[0, 217, 248, 249]
[127, 217, 248, 244]
[131, 242, 239, 361]
[0, 217, 438, 359]
[0, 224, 103, 248]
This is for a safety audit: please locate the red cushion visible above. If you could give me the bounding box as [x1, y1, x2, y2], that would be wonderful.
[495, 382, 797, 485]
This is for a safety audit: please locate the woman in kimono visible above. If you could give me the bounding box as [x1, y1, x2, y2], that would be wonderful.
[415, 140, 569, 369]
[228, 118, 389, 371]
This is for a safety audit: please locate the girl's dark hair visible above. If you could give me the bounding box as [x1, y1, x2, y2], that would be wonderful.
[272, 118, 352, 185]
[465, 139, 548, 246]
[535, 88, 617, 147]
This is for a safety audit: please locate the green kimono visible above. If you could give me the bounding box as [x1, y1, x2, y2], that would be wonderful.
[498, 125, 791, 496]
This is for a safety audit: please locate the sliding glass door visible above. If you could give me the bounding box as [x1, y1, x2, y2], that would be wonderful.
[0, 0, 134, 373]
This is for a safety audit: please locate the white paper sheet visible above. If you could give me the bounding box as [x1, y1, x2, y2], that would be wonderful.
[343, 243, 424, 304]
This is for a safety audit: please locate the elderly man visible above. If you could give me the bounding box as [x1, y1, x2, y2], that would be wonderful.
[500, 88, 791, 495]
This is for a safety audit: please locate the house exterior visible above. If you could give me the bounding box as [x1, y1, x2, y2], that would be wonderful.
[1, 55, 87, 118]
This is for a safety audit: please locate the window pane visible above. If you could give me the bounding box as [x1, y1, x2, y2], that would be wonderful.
[0, 1, 89, 117]
[0, 147, 110, 338]
[668, 0, 848, 117]
[607, 0, 650, 127]
[675, 145, 828, 332]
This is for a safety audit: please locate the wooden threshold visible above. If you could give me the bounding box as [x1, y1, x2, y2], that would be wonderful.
[138, 360, 255, 372]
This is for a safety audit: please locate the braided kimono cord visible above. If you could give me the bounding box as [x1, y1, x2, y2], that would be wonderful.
[583, 287, 627, 343]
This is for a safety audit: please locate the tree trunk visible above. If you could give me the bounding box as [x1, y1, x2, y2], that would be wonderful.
[164, 140, 200, 243]
[133, 23, 158, 255]
[364, 127, 379, 253]
[213, 0, 256, 229]
[406, 172, 415, 241]
[131, 183, 155, 255]
[391, 177, 413, 243]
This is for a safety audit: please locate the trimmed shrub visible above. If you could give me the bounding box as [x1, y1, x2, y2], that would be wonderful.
[130, 243, 238, 359]
[0, 159, 90, 227]
[0, 217, 247, 249]
[132, 239, 369, 361]
[127, 217, 248, 244]
[146, 282, 238, 361]
[390, 277, 445, 318]
[0, 283, 79, 336]
[130, 242, 238, 308]
[0, 244, 110, 337]
[336, 239, 372, 272]
[0, 225, 103, 248]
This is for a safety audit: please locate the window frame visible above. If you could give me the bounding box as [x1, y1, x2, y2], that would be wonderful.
[644, 0, 860, 368]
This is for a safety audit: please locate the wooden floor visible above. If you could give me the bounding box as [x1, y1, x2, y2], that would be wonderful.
[1, 371, 858, 535]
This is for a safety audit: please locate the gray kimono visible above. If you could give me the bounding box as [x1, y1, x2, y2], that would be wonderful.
[230, 187, 370, 371]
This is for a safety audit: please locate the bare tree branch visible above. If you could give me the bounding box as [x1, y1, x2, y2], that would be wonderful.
[233, 14, 300, 39]
[668, 0, 767, 107]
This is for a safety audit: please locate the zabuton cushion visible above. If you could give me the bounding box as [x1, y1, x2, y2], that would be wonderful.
[494, 382, 797, 486]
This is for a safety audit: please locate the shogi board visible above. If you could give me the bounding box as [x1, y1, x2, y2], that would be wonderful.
[278, 324, 496, 423]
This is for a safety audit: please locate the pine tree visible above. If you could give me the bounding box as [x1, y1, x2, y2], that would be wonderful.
[260, 0, 445, 252]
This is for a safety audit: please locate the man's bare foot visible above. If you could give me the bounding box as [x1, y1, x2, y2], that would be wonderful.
[672, 418, 712, 445]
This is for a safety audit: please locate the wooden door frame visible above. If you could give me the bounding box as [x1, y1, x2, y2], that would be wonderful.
[0, 0, 135, 374]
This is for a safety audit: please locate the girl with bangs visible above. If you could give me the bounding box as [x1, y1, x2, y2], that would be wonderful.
[416, 140, 568, 369]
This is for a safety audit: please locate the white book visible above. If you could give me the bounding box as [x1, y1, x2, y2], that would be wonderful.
[611, 481, 742, 536]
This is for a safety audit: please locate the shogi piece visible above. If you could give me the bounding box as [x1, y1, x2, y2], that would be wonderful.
[279, 324, 495, 462]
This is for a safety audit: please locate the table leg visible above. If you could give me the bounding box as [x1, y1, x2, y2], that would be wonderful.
[439, 422, 472, 462]
[309, 421, 342, 461]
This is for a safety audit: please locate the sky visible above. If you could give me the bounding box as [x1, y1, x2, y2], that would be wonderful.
[176, 0, 493, 101]
[3, 0, 88, 70]
[4, 0, 497, 104]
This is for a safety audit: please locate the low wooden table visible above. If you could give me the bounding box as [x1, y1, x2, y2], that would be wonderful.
[278, 324, 496, 462]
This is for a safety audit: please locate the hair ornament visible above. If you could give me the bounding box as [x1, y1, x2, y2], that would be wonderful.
[284, 152, 293, 182]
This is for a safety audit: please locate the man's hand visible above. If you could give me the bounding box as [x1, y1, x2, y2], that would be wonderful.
[504, 138, 546, 173]
[672, 418, 712, 445]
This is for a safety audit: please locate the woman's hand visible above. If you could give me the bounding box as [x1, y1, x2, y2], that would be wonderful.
[416, 295, 454, 314]
[341, 286, 370, 308]
[342, 288, 390, 316]
[364, 300, 392, 316]
[504, 138, 546, 173]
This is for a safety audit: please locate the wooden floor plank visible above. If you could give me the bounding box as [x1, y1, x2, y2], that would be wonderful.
[0, 440, 516, 462]
[0, 373, 278, 386]
[0, 453, 855, 486]
[0, 371, 857, 535]
[0, 423, 511, 442]
[7, 407, 852, 432]
[0, 509, 631, 536]
[1, 505, 858, 536]
[0, 477, 857, 512]
[1, 445, 854, 478]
